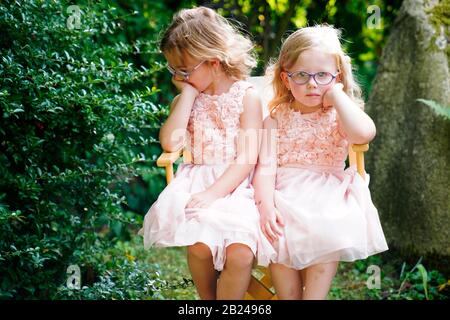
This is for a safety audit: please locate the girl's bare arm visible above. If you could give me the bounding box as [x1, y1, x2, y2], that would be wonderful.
[206, 88, 263, 197]
[159, 85, 199, 152]
[252, 115, 284, 242]
[252, 116, 277, 209]
[326, 84, 376, 144]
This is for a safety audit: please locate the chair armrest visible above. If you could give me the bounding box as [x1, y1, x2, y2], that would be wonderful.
[156, 149, 183, 167]
[156, 148, 184, 184]
[351, 144, 369, 153]
[348, 143, 369, 180]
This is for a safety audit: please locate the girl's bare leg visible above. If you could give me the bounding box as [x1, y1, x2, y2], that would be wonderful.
[216, 243, 254, 299]
[302, 261, 338, 300]
[270, 263, 303, 300]
[187, 242, 217, 300]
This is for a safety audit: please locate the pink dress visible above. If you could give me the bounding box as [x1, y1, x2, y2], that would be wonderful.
[139, 80, 275, 271]
[271, 105, 388, 270]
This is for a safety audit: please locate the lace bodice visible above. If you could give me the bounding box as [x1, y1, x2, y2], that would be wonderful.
[275, 105, 349, 168]
[186, 80, 252, 164]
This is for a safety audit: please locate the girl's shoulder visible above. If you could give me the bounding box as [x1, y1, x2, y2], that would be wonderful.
[263, 114, 278, 129]
[237, 79, 253, 88]
[232, 79, 254, 97]
[269, 103, 290, 122]
[194, 80, 255, 116]
[198, 79, 250, 100]
[225, 80, 253, 107]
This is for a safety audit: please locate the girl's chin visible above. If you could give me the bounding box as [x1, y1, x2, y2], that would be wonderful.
[300, 101, 322, 108]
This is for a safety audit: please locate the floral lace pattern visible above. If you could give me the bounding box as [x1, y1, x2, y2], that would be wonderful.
[186, 80, 252, 164]
[276, 105, 348, 168]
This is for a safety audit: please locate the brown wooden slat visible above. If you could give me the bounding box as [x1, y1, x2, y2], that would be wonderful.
[246, 278, 275, 300]
[156, 149, 183, 167]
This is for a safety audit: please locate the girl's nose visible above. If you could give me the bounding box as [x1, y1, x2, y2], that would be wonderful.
[306, 77, 317, 88]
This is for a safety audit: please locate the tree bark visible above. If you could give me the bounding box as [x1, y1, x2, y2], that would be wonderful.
[365, 0, 450, 257]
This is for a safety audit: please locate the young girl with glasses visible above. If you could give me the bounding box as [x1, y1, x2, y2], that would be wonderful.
[139, 6, 275, 300]
[252, 25, 388, 300]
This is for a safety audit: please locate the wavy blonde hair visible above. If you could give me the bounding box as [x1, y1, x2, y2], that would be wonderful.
[160, 6, 256, 80]
[267, 25, 364, 117]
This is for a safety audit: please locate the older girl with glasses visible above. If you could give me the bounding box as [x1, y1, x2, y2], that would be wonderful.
[252, 25, 388, 300]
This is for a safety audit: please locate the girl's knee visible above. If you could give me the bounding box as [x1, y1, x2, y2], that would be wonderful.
[188, 242, 212, 260]
[225, 244, 254, 270]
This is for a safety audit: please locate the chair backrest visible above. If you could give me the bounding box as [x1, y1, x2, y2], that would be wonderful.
[248, 76, 274, 119]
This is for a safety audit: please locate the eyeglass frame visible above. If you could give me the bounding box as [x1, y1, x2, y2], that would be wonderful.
[286, 70, 340, 86]
[166, 60, 206, 81]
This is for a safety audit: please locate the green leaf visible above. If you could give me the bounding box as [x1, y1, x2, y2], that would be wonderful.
[416, 264, 429, 300]
[417, 99, 450, 119]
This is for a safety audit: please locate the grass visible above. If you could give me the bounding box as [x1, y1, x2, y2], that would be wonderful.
[144, 246, 199, 299]
[58, 234, 448, 300]
[329, 253, 449, 300]
[142, 240, 449, 300]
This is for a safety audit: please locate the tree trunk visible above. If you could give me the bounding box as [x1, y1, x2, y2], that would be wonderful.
[365, 0, 450, 257]
[266, 0, 298, 64]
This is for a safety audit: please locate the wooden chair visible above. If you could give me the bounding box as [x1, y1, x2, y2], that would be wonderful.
[155, 76, 369, 300]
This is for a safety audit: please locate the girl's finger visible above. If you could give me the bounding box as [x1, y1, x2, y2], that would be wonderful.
[260, 222, 272, 243]
[265, 222, 278, 242]
[271, 220, 283, 237]
[263, 227, 274, 243]
[275, 209, 285, 227]
[186, 197, 198, 208]
[269, 220, 281, 239]
[335, 82, 344, 91]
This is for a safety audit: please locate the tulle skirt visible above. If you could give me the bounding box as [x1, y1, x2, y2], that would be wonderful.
[139, 163, 276, 271]
[271, 164, 388, 270]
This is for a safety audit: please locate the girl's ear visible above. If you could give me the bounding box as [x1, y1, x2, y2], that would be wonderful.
[209, 58, 221, 69]
[280, 71, 291, 90]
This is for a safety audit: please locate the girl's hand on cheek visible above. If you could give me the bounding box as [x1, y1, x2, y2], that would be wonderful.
[172, 78, 199, 97]
[323, 82, 344, 109]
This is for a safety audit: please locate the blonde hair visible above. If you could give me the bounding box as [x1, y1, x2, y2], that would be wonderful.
[160, 6, 257, 80]
[267, 25, 364, 117]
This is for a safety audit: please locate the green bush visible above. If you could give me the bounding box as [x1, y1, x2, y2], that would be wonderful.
[0, 0, 168, 299]
[54, 236, 195, 300]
